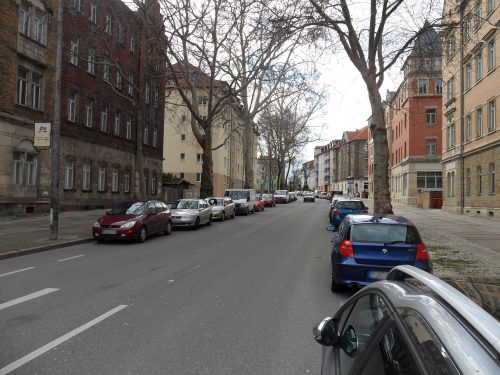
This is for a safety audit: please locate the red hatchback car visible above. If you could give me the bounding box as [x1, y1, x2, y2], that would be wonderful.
[93, 200, 172, 243]
[255, 194, 265, 212]
[261, 193, 276, 207]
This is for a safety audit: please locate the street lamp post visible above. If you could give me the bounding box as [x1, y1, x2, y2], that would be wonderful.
[347, 176, 354, 198]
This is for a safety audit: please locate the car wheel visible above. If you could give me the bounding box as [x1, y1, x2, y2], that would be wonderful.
[232, 209, 235, 219]
[221, 212, 225, 221]
[245, 207, 249, 216]
[194, 217, 200, 230]
[164, 221, 172, 236]
[138, 226, 147, 243]
[331, 273, 344, 293]
[207, 215, 212, 226]
[262, 205, 264, 211]
[251, 206, 255, 214]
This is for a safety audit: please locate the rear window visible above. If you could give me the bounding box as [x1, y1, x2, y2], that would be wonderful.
[225, 190, 249, 199]
[350, 224, 421, 244]
[336, 201, 365, 210]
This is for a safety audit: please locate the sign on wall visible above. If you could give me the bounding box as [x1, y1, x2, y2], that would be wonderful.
[34, 123, 51, 148]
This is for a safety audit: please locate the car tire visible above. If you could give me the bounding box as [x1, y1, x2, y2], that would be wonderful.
[138, 226, 147, 243]
[164, 221, 172, 235]
[232, 209, 235, 219]
[251, 206, 255, 214]
[194, 217, 200, 230]
[331, 273, 344, 293]
[221, 212, 225, 221]
[245, 207, 249, 216]
[207, 215, 212, 226]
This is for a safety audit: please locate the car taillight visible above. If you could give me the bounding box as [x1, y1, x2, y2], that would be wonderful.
[416, 243, 428, 261]
[340, 240, 354, 257]
[363, 209, 368, 214]
[334, 210, 340, 217]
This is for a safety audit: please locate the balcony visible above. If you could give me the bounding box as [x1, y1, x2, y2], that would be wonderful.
[11, 185, 38, 199]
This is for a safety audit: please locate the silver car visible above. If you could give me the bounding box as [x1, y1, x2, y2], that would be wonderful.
[170, 199, 212, 229]
[313, 265, 500, 374]
[206, 197, 236, 221]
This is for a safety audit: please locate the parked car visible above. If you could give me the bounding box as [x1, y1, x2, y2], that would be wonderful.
[314, 265, 500, 375]
[320, 192, 329, 199]
[274, 190, 290, 204]
[303, 191, 315, 202]
[170, 199, 212, 229]
[330, 214, 432, 292]
[261, 193, 276, 207]
[92, 200, 172, 242]
[330, 198, 368, 227]
[255, 194, 265, 212]
[328, 197, 348, 221]
[224, 189, 257, 215]
[206, 197, 236, 221]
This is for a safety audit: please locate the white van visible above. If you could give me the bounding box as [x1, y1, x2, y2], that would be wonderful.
[223, 189, 256, 215]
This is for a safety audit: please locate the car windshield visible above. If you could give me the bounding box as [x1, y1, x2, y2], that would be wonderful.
[226, 191, 249, 199]
[172, 200, 199, 209]
[304, 192, 313, 196]
[207, 198, 224, 206]
[275, 190, 287, 195]
[262, 194, 272, 199]
[351, 224, 421, 244]
[336, 201, 365, 210]
[108, 202, 146, 215]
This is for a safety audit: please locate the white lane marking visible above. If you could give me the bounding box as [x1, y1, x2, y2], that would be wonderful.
[0, 305, 127, 375]
[0, 267, 35, 278]
[0, 288, 59, 311]
[189, 265, 202, 272]
[57, 255, 84, 262]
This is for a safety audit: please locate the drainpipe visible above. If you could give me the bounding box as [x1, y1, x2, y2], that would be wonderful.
[459, 2, 465, 214]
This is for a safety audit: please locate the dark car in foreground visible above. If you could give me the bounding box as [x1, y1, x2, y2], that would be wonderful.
[314, 265, 500, 375]
[330, 198, 368, 227]
[330, 215, 432, 292]
[92, 201, 172, 242]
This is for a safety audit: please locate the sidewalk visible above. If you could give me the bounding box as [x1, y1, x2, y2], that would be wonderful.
[0, 209, 106, 260]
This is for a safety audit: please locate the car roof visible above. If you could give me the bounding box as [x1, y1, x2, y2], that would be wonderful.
[369, 266, 500, 366]
[346, 214, 416, 226]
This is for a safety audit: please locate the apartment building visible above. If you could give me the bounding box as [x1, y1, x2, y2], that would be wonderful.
[302, 160, 315, 191]
[386, 25, 443, 205]
[163, 65, 249, 196]
[442, 0, 499, 217]
[0, 0, 166, 215]
[0, 0, 56, 215]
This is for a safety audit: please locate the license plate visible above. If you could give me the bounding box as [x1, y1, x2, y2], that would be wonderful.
[102, 229, 117, 235]
[368, 271, 388, 280]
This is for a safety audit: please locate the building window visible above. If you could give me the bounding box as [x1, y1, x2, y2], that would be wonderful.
[435, 78, 442, 95]
[198, 96, 208, 105]
[466, 169, 471, 196]
[180, 153, 185, 161]
[197, 153, 203, 163]
[465, 62, 471, 90]
[31, 73, 42, 110]
[447, 122, 455, 149]
[143, 122, 149, 145]
[487, 38, 496, 71]
[128, 72, 134, 96]
[64, 159, 74, 189]
[116, 65, 122, 89]
[476, 107, 483, 137]
[464, 15, 472, 40]
[100, 103, 108, 132]
[68, 90, 78, 122]
[417, 171, 442, 189]
[426, 108, 436, 124]
[477, 166, 483, 195]
[474, 1, 482, 30]
[124, 171, 130, 193]
[153, 128, 157, 148]
[126, 115, 132, 140]
[475, 50, 483, 82]
[114, 110, 120, 136]
[103, 56, 110, 82]
[105, 10, 112, 35]
[143, 170, 149, 195]
[87, 48, 96, 75]
[17, 67, 43, 110]
[418, 79, 428, 94]
[130, 34, 136, 53]
[145, 81, 150, 103]
[446, 35, 455, 59]
[13, 152, 37, 186]
[72, 0, 82, 12]
[118, 22, 125, 45]
[151, 174, 157, 195]
[180, 172, 184, 179]
[17, 67, 28, 106]
[466, 114, 472, 141]
[98, 165, 106, 191]
[19, 3, 47, 44]
[70, 37, 79, 66]
[33, 8, 44, 43]
[85, 97, 94, 127]
[181, 134, 186, 142]
[82, 161, 91, 191]
[446, 76, 454, 101]
[487, 0, 495, 13]
[89, 0, 98, 23]
[426, 139, 436, 156]
[488, 100, 496, 132]
[490, 163, 496, 195]
[196, 173, 202, 182]
[112, 167, 119, 192]
[19, 2, 31, 36]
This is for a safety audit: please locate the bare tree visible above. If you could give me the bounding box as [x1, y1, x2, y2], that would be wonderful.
[305, 0, 443, 213]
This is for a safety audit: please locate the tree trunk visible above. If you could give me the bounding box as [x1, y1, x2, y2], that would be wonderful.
[200, 126, 214, 198]
[366, 82, 393, 214]
[243, 116, 254, 189]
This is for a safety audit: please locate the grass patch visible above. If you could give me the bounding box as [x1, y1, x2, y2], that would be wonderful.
[429, 245, 450, 253]
[433, 256, 476, 272]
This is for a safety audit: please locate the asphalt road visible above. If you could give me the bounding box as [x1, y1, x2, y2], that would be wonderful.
[0, 199, 351, 374]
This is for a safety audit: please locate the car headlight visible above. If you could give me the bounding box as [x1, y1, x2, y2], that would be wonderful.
[93, 221, 100, 228]
[121, 221, 136, 228]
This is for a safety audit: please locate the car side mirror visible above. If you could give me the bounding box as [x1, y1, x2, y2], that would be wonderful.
[365, 206, 369, 210]
[313, 317, 338, 346]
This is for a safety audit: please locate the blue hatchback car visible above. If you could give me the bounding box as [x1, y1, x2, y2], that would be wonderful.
[330, 199, 368, 227]
[330, 214, 432, 292]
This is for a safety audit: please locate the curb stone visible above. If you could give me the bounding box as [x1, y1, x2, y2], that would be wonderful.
[0, 238, 95, 260]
